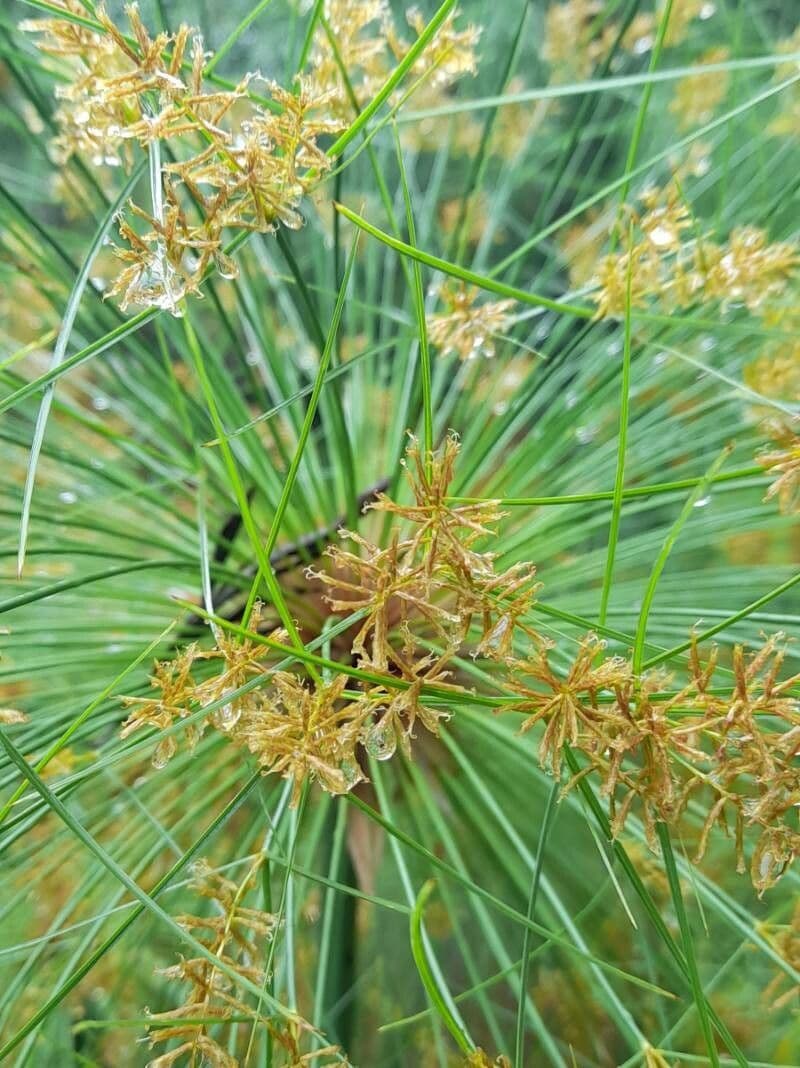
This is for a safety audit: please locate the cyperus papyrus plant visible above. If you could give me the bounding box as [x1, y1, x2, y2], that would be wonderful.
[1, 1, 799, 1066]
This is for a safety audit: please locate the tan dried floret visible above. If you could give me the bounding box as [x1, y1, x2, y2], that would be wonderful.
[146, 859, 344, 1066]
[307, 1, 479, 121]
[232, 673, 368, 807]
[758, 421, 800, 514]
[669, 46, 730, 129]
[0, 708, 28, 725]
[591, 184, 799, 318]
[427, 283, 516, 361]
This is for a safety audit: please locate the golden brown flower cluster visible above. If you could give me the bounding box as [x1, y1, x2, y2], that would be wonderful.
[24, 3, 341, 314]
[426, 283, 516, 361]
[744, 312, 800, 405]
[757, 421, 800, 515]
[121, 435, 538, 804]
[543, 0, 716, 84]
[0, 707, 27, 725]
[592, 185, 799, 318]
[120, 435, 799, 891]
[145, 858, 342, 1067]
[669, 46, 730, 129]
[25, 2, 481, 316]
[463, 1051, 512, 1068]
[307, 1, 480, 121]
[495, 632, 800, 893]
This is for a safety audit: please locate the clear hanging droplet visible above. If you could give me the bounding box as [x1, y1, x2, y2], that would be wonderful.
[152, 735, 177, 769]
[365, 718, 396, 762]
[214, 250, 239, 281]
[339, 757, 362, 790]
[216, 696, 241, 732]
[479, 614, 510, 655]
[693, 495, 711, 508]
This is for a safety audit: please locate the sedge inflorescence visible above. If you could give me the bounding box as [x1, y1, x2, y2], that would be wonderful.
[426, 282, 516, 361]
[492, 631, 800, 893]
[145, 858, 343, 1067]
[591, 184, 800, 319]
[307, 1, 480, 120]
[121, 435, 800, 893]
[543, 0, 717, 84]
[757, 421, 800, 515]
[23, 1, 479, 316]
[121, 434, 539, 807]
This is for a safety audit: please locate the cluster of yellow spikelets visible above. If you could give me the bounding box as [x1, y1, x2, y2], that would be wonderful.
[23, 1, 479, 315]
[119, 434, 800, 895]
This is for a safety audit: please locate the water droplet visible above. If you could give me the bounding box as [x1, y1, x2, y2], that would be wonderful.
[699, 2, 716, 19]
[575, 425, 596, 445]
[106, 642, 124, 654]
[214, 251, 239, 281]
[364, 717, 396, 762]
[700, 334, 717, 352]
[481, 615, 510, 654]
[606, 338, 623, 356]
[339, 758, 361, 790]
[652, 351, 668, 367]
[649, 224, 675, 248]
[632, 34, 654, 55]
[58, 490, 78, 505]
[693, 495, 711, 508]
[216, 697, 241, 732]
[565, 389, 579, 409]
[152, 735, 177, 769]
[91, 395, 110, 411]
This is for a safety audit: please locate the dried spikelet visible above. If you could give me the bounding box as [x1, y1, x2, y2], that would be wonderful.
[669, 46, 730, 129]
[758, 421, 800, 514]
[120, 604, 284, 766]
[120, 644, 202, 767]
[662, 0, 717, 48]
[744, 320, 800, 404]
[542, 1, 616, 83]
[702, 228, 800, 311]
[194, 604, 286, 732]
[592, 244, 663, 319]
[502, 628, 800, 889]
[591, 184, 799, 318]
[25, 6, 339, 315]
[397, 7, 480, 89]
[145, 858, 344, 1066]
[0, 707, 28, 725]
[306, 0, 393, 118]
[463, 1051, 512, 1068]
[542, 0, 714, 84]
[308, 1, 479, 122]
[510, 634, 633, 775]
[427, 283, 515, 361]
[22, 3, 213, 166]
[230, 673, 368, 807]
